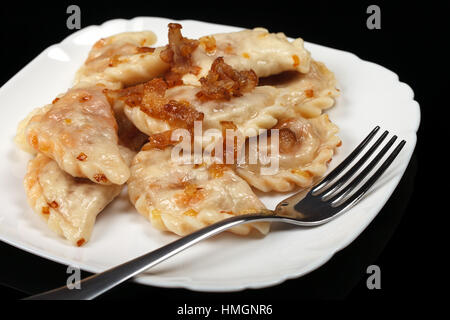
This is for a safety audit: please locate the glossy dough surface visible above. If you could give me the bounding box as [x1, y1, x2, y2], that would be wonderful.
[25, 88, 130, 185]
[128, 148, 269, 236]
[237, 114, 341, 192]
[183, 28, 311, 85]
[24, 149, 133, 246]
[74, 31, 169, 89]
[123, 60, 338, 137]
[17, 24, 341, 243]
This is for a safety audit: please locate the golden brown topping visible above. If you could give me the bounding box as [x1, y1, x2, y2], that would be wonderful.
[117, 78, 203, 129]
[175, 183, 204, 207]
[76, 238, 85, 247]
[30, 135, 39, 148]
[116, 78, 168, 108]
[291, 169, 313, 179]
[292, 54, 300, 67]
[196, 57, 258, 101]
[48, 201, 59, 209]
[162, 99, 204, 128]
[199, 35, 217, 54]
[52, 97, 60, 104]
[136, 46, 155, 53]
[76, 152, 88, 161]
[93, 173, 108, 183]
[160, 23, 200, 87]
[208, 163, 228, 178]
[224, 44, 234, 54]
[108, 55, 120, 67]
[142, 129, 188, 151]
[64, 118, 72, 124]
[220, 121, 237, 131]
[193, 163, 206, 169]
[183, 209, 199, 217]
[242, 52, 250, 59]
[305, 89, 314, 98]
[93, 38, 106, 49]
[41, 206, 50, 214]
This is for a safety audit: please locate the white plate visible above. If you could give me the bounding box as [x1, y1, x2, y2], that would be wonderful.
[0, 17, 420, 292]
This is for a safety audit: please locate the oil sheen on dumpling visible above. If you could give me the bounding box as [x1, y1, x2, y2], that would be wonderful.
[25, 88, 130, 185]
[122, 80, 285, 137]
[265, 60, 339, 118]
[182, 27, 311, 85]
[15, 104, 52, 154]
[120, 58, 337, 139]
[128, 147, 269, 236]
[24, 147, 134, 246]
[74, 31, 169, 89]
[237, 114, 341, 192]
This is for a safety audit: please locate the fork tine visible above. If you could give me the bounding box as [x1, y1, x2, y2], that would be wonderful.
[312, 126, 380, 194]
[334, 140, 406, 209]
[328, 135, 400, 205]
[320, 130, 389, 199]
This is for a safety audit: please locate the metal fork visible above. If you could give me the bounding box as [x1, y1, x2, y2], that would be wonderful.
[26, 126, 406, 300]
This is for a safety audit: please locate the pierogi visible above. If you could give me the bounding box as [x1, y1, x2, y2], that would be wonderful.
[24, 147, 134, 246]
[74, 31, 169, 89]
[25, 87, 130, 185]
[120, 59, 338, 138]
[128, 147, 269, 236]
[16, 23, 342, 244]
[181, 27, 311, 85]
[237, 114, 341, 192]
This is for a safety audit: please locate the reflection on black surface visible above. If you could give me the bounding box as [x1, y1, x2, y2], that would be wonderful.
[0, 152, 417, 300]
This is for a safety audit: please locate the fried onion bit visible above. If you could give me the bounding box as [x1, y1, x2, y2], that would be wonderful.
[196, 57, 258, 101]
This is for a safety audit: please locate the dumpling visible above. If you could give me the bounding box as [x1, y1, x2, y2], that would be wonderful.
[109, 78, 203, 138]
[74, 31, 169, 89]
[24, 147, 134, 246]
[117, 59, 288, 138]
[236, 114, 341, 192]
[264, 60, 339, 118]
[128, 146, 269, 236]
[110, 90, 149, 152]
[120, 77, 285, 138]
[15, 104, 52, 154]
[119, 57, 338, 140]
[160, 24, 311, 86]
[25, 87, 130, 185]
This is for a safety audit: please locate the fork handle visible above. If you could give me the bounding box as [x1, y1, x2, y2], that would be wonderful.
[25, 214, 285, 300]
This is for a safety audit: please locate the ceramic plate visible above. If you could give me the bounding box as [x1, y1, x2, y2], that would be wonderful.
[0, 17, 420, 291]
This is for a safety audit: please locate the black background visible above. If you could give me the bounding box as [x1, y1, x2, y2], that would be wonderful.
[0, 0, 442, 306]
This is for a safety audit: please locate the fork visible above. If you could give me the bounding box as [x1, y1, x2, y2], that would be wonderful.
[26, 126, 406, 300]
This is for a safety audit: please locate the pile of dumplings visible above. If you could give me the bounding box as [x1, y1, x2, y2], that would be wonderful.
[15, 23, 341, 246]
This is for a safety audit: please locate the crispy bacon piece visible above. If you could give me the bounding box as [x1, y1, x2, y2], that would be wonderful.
[160, 23, 200, 87]
[208, 163, 229, 179]
[141, 129, 193, 151]
[196, 57, 258, 101]
[174, 183, 205, 208]
[116, 78, 204, 129]
[136, 46, 155, 53]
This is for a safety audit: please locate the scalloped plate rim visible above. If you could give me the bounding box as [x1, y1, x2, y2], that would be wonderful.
[0, 17, 420, 292]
